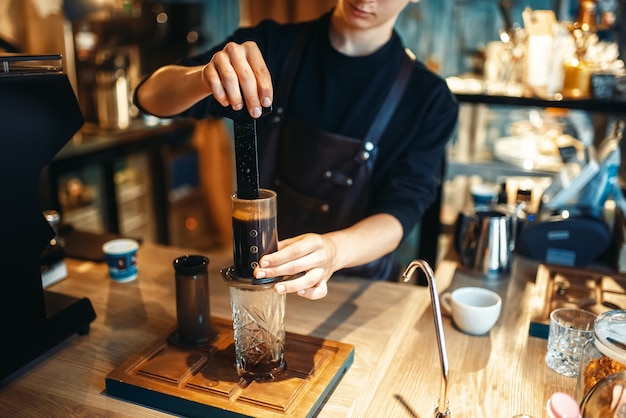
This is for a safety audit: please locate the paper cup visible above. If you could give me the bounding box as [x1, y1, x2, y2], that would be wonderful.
[102, 239, 138, 282]
[470, 183, 498, 208]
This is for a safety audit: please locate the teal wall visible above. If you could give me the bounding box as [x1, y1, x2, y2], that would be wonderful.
[395, 0, 569, 77]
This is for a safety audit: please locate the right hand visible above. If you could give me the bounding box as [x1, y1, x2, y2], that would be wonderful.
[254, 233, 339, 300]
[202, 41, 273, 118]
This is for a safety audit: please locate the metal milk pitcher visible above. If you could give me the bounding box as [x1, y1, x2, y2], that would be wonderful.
[455, 203, 525, 279]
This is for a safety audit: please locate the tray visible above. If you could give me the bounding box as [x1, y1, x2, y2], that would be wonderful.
[529, 264, 626, 339]
[106, 317, 354, 417]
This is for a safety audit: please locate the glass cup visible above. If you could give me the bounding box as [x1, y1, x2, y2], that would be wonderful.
[545, 308, 596, 377]
[226, 278, 286, 381]
[231, 189, 278, 281]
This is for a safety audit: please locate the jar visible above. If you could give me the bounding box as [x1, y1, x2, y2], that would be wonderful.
[576, 310, 626, 403]
[579, 371, 626, 417]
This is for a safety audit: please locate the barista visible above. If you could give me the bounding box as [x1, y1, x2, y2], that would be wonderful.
[134, 0, 459, 299]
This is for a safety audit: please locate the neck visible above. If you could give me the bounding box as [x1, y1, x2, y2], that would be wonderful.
[329, 14, 394, 56]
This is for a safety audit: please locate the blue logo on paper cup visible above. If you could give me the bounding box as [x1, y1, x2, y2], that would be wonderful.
[102, 239, 139, 282]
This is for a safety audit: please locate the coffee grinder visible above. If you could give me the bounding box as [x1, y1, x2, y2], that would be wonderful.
[0, 53, 96, 380]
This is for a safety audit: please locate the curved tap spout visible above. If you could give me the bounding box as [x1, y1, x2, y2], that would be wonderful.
[402, 260, 451, 418]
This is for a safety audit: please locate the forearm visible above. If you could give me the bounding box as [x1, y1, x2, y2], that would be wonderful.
[135, 64, 210, 118]
[326, 213, 403, 271]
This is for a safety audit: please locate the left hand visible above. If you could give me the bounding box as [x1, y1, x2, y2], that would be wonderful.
[254, 233, 338, 300]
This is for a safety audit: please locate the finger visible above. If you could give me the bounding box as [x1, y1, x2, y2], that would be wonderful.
[263, 234, 320, 266]
[274, 271, 329, 300]
[243, 42, 273, 108]
[232, 41, 271, 118]
[274, 269, 326, 295]
[297, 281, 328, 300]
[276, 236, 300, 251]
[213, 44, 245, 110]
[203, 62, 229, 107]
[256, 234, 328, 279]
[258, 248, 320, 279]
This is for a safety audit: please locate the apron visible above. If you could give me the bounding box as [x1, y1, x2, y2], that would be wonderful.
[258, 24, 413, 280]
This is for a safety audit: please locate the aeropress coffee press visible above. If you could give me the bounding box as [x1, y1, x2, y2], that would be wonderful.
[217, 104, 289, 381]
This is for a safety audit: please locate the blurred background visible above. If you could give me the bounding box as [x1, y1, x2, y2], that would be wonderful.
[2, 0, 625, 269]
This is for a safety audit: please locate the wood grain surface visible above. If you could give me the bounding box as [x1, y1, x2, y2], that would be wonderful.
[0, 243, 577, 417]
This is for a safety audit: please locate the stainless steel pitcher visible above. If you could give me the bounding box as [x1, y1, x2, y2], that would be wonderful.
[454, 203, 525, 279]
[95, 49, 130, 130]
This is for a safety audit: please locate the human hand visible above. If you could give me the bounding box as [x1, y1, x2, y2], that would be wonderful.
[202, 41, 273, 118]
[254, 233, 339, 300]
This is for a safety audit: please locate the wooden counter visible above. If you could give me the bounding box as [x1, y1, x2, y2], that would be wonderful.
[0, 243, 576, 417]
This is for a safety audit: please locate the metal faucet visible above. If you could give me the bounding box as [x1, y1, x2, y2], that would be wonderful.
[402, 259, 451, 417]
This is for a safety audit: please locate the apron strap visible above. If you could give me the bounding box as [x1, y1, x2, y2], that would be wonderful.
[273, 23, 313, 118]
[358, 52, 414, 167]
[259, 23, 313, 187]
[364, 51, 414, 146]
[272, 25, 414, 151]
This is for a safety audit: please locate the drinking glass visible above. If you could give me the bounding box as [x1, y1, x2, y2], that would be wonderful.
[227, 279, 286, 381]
[545, 308, 596, 377]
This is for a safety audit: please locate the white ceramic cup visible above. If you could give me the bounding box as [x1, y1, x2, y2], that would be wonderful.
[102, 238, 139, 282]
[440, 286, 502, 335]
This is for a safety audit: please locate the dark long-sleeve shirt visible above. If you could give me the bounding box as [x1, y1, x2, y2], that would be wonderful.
[159, 12, 459, 240]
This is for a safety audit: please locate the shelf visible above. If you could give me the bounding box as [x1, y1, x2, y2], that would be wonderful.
[446, 157, 557, 180]
[454, 92, 626, 114]
[117, 183, 147, 204]
[43, 119, 196, 245]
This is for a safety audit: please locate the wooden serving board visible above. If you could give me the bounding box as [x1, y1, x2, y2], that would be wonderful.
[529, 263, 626, 339]
[105, 317, 354, 417]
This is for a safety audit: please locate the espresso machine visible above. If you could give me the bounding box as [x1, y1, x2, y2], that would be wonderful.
[0, 53, 96, 380]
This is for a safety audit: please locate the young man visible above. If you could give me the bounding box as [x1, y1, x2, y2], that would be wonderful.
[135, 0, 459, 299]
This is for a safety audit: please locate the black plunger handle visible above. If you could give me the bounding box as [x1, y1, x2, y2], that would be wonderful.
[214, 104, 272, 200]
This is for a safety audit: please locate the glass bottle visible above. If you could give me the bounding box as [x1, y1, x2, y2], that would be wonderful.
[562, 58, 594, 99]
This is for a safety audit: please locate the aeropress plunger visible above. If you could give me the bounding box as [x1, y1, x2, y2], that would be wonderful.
[214, 102, 281, 285]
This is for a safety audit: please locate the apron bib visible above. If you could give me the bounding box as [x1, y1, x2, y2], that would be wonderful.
[258, 24, 413, 279]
